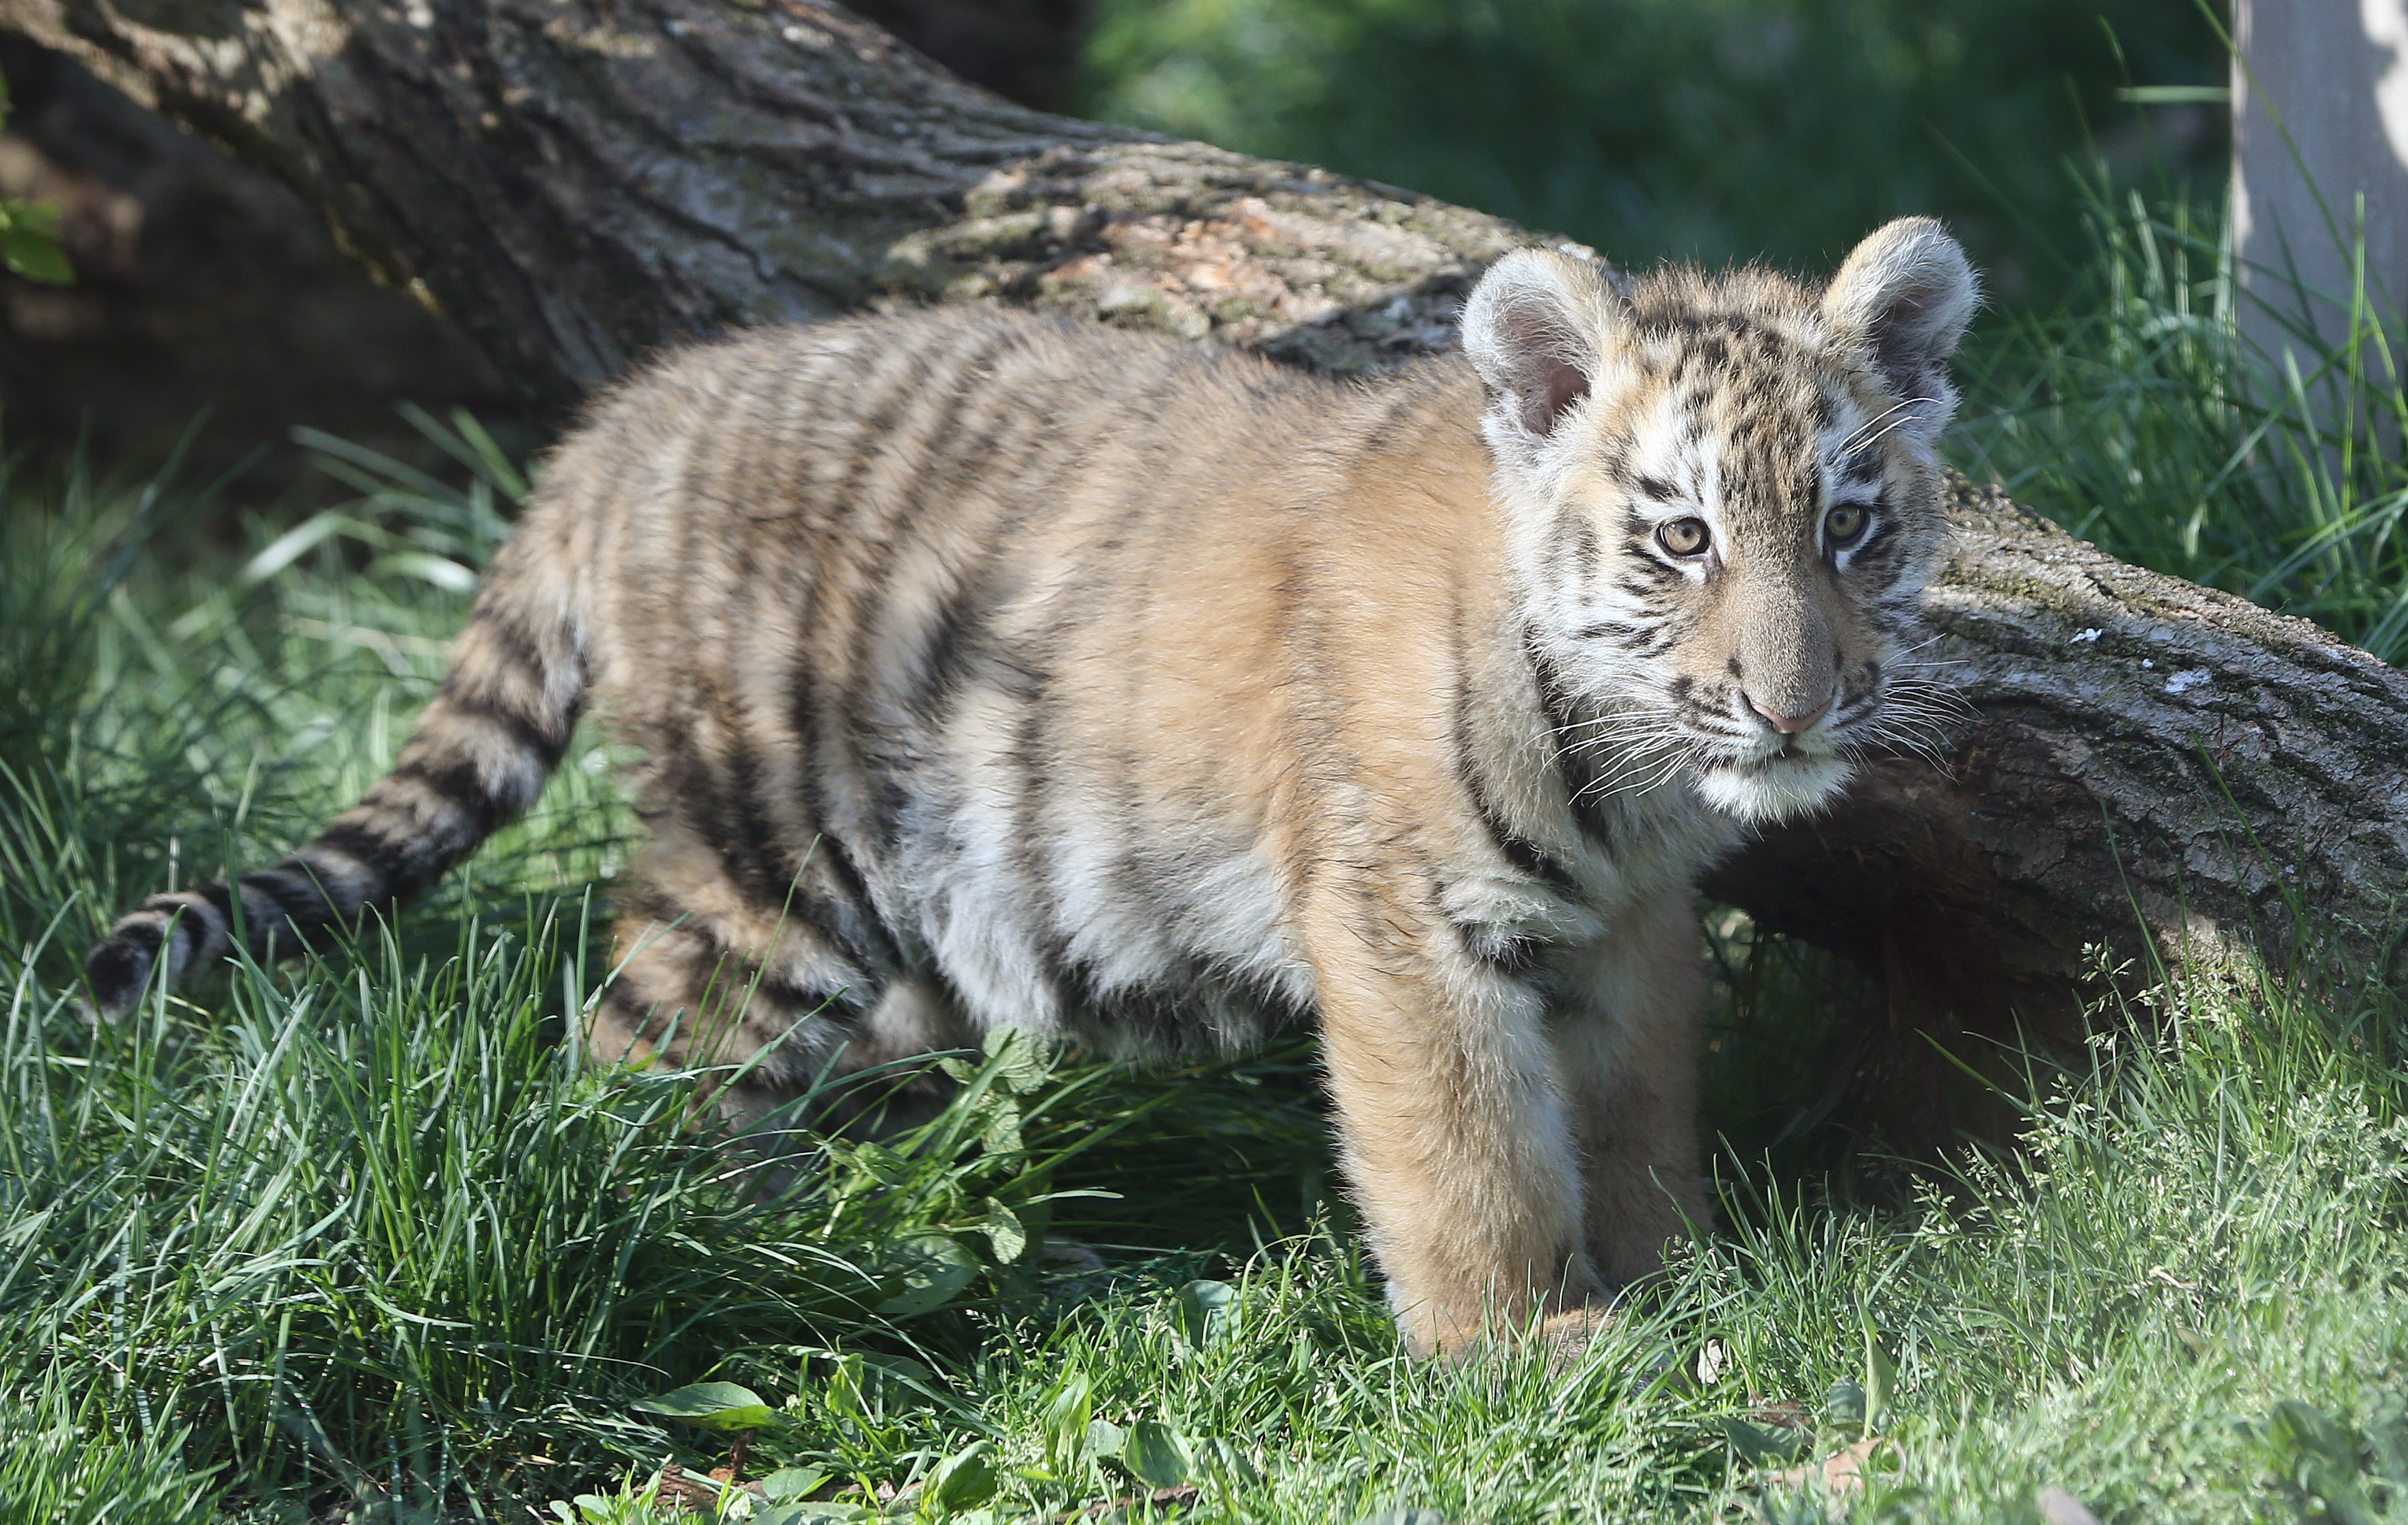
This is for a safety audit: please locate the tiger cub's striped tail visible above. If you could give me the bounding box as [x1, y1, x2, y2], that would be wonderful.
[81, 543, 587, 1019]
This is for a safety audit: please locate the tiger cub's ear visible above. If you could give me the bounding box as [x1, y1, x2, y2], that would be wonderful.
[1462, 248, 1626, 453]
[1820, 217, 1981, 446]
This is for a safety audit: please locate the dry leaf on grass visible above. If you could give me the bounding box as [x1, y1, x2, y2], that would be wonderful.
[649, 1461, 720, 1511]
[1748, 1398, 1813, 1431]
[1055, 1483, 1204, 1522]
[1767, 1438, 1891, 1496]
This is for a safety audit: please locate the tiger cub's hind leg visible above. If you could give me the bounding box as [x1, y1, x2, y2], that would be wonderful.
[588, 880, 967, 1182]
[590, 888, 872, 1179]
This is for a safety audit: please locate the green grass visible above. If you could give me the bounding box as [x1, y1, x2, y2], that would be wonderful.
[8, 196, 2408, 1522]
[1955, 182, 2408, 661]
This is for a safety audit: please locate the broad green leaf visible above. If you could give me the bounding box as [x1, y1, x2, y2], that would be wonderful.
[1822, 1378, 1867, 1437]
[630, 1381, 774, 1431]
[1862, 1316, 1897, 1428]
[761, 1466, 827, 1502]
[978, 1100, 1024, 1156]
[982, 1024, 1049, 1094]
[978, 1201, 1027, 1263]
[2368, 1396, 2408, 1485]
[861, 1351, 935, 1385]
[1718, 1417, 1805, 1466]
[877, 1233, 979, 1318]
[760, 1506, 873, 1524]
[1042, 1371, 1093, 1474]
[923, 1440, 1001, 1511]
[1122, 1420, 1196, 1488]
[2267, 1400, 2379, 1525]
[1174, 1279, 1237, 1347]
[0, 215, 71, 285]
[1194, 1437, 1261, 1485]
[1084, 1419, 1127, 1461]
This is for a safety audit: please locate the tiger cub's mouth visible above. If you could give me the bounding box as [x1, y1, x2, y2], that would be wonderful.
[1691, 732, 1858, 823]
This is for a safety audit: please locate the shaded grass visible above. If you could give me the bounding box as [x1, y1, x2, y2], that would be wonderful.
[1073, 0, 2224, 305]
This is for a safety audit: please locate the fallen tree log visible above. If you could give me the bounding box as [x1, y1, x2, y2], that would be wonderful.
[1707, 479, 2408, 1035]
[8, 0, 2405, 1035]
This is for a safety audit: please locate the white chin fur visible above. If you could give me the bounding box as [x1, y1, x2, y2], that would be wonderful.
[1695, 754, 1856, 824]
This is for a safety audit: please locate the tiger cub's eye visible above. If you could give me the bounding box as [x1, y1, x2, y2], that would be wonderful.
[1825, 505, 1871, 548]
[1657, 518, 1711, 557]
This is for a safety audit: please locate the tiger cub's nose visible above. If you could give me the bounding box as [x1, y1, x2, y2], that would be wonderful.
[1746, 693, 1832, 735]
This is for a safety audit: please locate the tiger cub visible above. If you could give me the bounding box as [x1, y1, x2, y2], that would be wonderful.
[83, 218, 1977, 1356]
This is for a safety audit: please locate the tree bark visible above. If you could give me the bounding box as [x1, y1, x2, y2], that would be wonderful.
[2232, 0, 2408, 393]
[1706, 478, 2408, 1035]
[0, 0, 1523, 403]
[8, 0, 2407, 1036]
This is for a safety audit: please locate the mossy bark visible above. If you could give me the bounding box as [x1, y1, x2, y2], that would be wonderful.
[9, 0, 2405, 1035]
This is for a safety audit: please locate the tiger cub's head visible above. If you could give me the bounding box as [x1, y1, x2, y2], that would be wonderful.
[1461, 217, 1979, 825]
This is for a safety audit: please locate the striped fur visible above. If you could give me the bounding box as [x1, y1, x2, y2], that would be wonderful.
[83, 219, 1977, 1357]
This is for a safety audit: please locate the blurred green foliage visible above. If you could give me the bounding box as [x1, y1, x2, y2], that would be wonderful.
[0, 72, 71, 284]
[1075, 0, 2225, 303]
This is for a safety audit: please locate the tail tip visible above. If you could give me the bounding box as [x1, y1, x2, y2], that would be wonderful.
[81, 920, 163, 1023]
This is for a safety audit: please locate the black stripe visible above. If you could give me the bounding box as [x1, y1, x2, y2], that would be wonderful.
[1526, 640, 1616, 845]
[243, 864, 330, 935]
[1353, 385, 1423, 455]
[1452, 605, 1575, 896]
[830, 345, 944, 521]
[843, 331, 1018, 848]
[1572, 520, 1603, 587]
[314, 821, 423, 902]
[1005, 648, 1065, 992]
[390, 756, 507, 840]
[85, 921, 162, 1009]
[696, 714, 797, 914]
[751, 654, 902, 977]
[130, 895, 207, 970]
[897, 402, 1054, 744]
[1454, 917, 1538, 976]
[1574, 620, 1644, 644]
[168, 903, 213, 966]
[735, 953, 868, 1023]
[469, 611, 549, 692]
[902, 562, 992, 727]
[439, 684, 572, 770]
[811, 833, 901, 973]
[596, 980, 671, 1048]
[771, 347, 948, 953]
[193, 880, 239, 938]
[613, 882, 691, 931]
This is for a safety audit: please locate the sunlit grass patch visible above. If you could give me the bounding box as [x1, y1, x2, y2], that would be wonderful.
[1955, 182, 2408, 663]
[529, 958, 2408, 1523]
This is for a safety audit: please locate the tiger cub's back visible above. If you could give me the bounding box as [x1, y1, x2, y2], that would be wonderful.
[539, 306, 1484, 1065]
